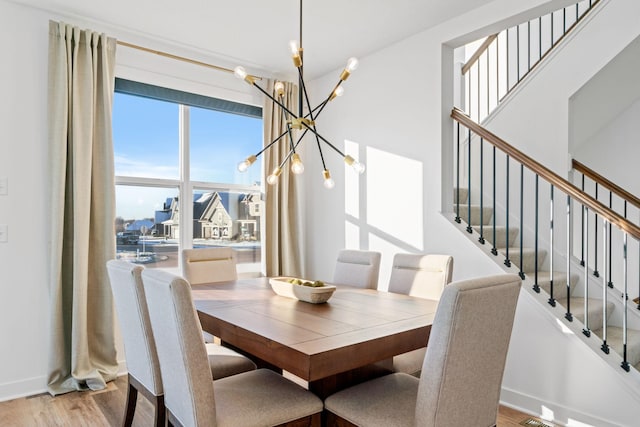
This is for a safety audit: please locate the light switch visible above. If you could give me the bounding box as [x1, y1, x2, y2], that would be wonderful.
[0, 177, 7, 196]
[0, 224, 7, 243]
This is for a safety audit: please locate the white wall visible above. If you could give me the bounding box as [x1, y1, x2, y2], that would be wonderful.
[0, 0, 261, 401]
[304, 0, 640, 425]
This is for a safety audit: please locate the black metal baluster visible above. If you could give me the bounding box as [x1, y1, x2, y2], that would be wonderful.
[551, 10, 554, 45]
[580, 174, 585, 266]
[455, 122, 461, 223]
[538, 17, 542, 61]
[479, 138, 485, 244]
[519, 164, 524, 279]
[594, 182, 600, 277]
[621, 231, 630, 371]
[492, 146, 498, 256]
[601, 218, 609, 354]
[608, 191, 613, 288]
[505, 155, 511, 267]
[565, 194, 573, 321]
[583, 206, 591, 337]
[549, 185, 556, 307]
[533, 175, 540, 293]
[576, 3, 579, 22]
[467, 127, 473, 234]
[563, 7, 566, 33]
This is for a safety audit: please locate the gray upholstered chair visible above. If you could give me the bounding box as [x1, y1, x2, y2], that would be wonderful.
[181, 247, 238, 285]
[388, 253, 454, 376]
[106, 260, 256, 427]
[325, 274, 521, 427]
[332, 249, 382, 289]
[141, 268, 323, 427]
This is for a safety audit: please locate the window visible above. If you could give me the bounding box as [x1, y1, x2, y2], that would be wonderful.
[113, 79, 263, 275]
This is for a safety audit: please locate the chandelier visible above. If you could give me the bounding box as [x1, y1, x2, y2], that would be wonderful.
[234, 0, 365, 189]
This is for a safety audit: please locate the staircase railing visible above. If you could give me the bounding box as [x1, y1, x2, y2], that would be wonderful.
[452, 107, 640, 372]
[461, 0, 600, 123]
[572, 158, 640, 305]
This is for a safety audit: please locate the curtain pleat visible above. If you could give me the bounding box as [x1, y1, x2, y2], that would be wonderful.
[264, 80, 304, 278]
[47, 20, 118, 395]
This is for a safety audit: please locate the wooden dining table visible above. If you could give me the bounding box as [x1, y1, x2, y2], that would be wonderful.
[192, 277, 438, 398]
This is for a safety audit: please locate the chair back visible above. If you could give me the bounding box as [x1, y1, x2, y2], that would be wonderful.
[388, 254, 453, 300]
[332, 249, 382, 289]
[106, 260, 163, 395]
[142, 268, 217, 427]
[415, 274, 521, 427]
[182, 247, 238, 285]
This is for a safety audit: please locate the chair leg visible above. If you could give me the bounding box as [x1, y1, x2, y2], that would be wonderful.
[153, 395, 166, 427]
[123, 378, 138, 427]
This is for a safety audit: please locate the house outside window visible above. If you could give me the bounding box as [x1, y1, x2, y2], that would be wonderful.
[113, 79, 263, 276]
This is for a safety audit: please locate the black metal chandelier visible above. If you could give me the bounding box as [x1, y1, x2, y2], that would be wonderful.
[234, 0, 365, 189]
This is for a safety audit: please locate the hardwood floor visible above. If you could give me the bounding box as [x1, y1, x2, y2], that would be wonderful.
[0, 375, 554, 426]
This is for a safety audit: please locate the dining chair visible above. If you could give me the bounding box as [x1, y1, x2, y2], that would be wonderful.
[324, 273, 521, 427]
[106, 260, 257, 427]
[388, 253, 454, 376]
[181, 247, 238, 285]
[141, 268, 323, 427]
[332, 249, 382, 289]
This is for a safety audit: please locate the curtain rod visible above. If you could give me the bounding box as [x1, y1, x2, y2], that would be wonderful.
[116, 40, 263, 80]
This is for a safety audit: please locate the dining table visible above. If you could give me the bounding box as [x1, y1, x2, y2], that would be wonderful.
[192, 276, 438, 398]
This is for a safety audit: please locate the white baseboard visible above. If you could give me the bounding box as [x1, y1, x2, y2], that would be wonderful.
[0, 376, 47, 403]
[500, 387, 621, 427]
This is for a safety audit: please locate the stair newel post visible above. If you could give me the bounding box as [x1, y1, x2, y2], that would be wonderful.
[455, 122, 461, 224]
[583, 206, 591, 337]
[491, 146, 498, 256]
[504, 155, 511, 267]
[519, 164, 524, 279]
[601, 218, 610, 354]
[548, 184, 555, 307]
[621, 232, 630, 372]
[565, 194, 573, 321]
[580, 174, 585, 266]
[479, 137, 485, 244]
[533, 174, 540, 293]
[466, 127, 473, 234]
[608, 191, 613, 288]
[593, 182, 600, 277]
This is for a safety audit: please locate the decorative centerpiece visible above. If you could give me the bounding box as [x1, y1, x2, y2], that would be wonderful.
[269, 277, 336, 304]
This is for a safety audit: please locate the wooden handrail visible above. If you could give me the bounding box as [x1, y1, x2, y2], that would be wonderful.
[572, 159, 640, 210]
[461, 34, 498, 75]
[451, 107, 640, 241]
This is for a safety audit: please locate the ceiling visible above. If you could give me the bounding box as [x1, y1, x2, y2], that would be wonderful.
[13, 0, 495, 78]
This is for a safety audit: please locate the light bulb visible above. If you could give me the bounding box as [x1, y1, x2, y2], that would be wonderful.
[289, 40, 302, 67]
[234, 66, 247, 80]
[274, 81, 285, 97]
[289, 40, 299, 55]
[267, 167, 282, 185]
[237, 155, 257, 172]
[344, 155, 366, 174]
[323, 170, 335, 189]
[345, 57, 359, 72]
[291, 153, 305, 175]
[334, 86, 344, 97]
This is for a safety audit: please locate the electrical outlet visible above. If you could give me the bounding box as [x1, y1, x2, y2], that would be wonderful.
[0, 224, 7, 243]
[0, 177, 7, 196]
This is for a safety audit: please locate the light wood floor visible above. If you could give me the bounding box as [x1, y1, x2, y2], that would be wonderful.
[0, 375, 555, 426]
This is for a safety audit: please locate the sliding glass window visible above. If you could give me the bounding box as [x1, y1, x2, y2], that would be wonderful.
[113, 79, 263, 275]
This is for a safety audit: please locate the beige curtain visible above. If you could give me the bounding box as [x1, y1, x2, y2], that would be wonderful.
[47, 21, 118, 395]
[264, 80, 304, 277]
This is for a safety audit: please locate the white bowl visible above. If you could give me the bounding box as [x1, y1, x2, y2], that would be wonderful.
[269, 277, 336, 304]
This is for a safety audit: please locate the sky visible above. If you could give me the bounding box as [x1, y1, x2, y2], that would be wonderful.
[112, 92, 262, 220]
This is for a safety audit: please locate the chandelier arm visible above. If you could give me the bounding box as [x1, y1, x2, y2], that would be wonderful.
[253, 83, 298, 118]
[316, 136, 328, 171]
[300, 122, 346, 158]
[286, 122, 296, 152]
[278, 146, 297, 169]
[256, 129, 290, 157]
[304, 79, 344, 120]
